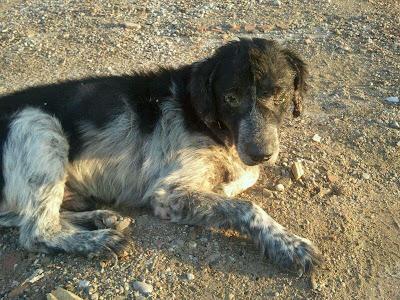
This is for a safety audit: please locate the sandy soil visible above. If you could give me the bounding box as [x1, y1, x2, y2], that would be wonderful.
[0, 0, 399, 299]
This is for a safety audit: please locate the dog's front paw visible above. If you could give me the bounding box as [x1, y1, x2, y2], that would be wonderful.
[87, 229, 133, 259]
[265, 233, 323, 275]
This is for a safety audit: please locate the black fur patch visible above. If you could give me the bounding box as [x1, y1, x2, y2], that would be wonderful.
[0, 117, 10, 199]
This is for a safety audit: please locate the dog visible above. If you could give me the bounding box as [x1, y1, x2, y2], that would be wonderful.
[0, 38, 321, 274]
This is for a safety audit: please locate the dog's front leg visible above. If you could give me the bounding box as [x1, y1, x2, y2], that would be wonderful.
[151, 189, 322, 274]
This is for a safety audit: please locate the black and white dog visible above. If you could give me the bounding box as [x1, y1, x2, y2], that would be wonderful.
[0, 38, 321, 274]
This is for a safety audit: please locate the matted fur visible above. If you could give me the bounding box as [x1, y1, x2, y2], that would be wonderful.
[0, 38, 321, 274]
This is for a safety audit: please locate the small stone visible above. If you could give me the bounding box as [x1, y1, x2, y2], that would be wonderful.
[275, 184, 285, 192]
[132, 281, 153, 295]
[124, 282, 130, 291]
[123, 22, 141, 30]
[50, 287, 83, 300]
[362, 173, 370, 180]
[327, 172, 338, 183]
[291, 161, 305, 180]
[26, 268, 44, 284]
[228, 23, 240, 32]
[257, 24, 274, 32]
[78, 280, 90, 294]
[271, 0, 282, 6]
[78, 280, 90, 289]
[397, 141, 400, 147]
[385, 96, 399, 104]
[244, 24, 256, 33]
[312, 134, 322, 143]
[390, 121, 400, 129]
[188, 241, 197, 249]
[183, 273, 195, 281]
[199, 237, 208, 243]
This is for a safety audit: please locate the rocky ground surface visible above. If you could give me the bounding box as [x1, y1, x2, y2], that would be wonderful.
[0, 0, 399, 299]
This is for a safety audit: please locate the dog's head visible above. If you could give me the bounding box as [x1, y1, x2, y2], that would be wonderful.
[190, 38, 308, 166]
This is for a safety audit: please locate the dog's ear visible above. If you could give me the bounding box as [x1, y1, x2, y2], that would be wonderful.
[283, 49, 309, 118]
[190, 57, 219, 126]
[190, 57, 232, 145]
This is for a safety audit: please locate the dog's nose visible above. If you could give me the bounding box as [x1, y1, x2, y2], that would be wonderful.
[245, 143, 273, 163]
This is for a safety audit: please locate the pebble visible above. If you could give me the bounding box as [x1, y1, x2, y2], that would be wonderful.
[132, 281, 153, 295]
[275, 184, 285, 192]
[124, 282, 130, 291]
[26, 268, 45, 284]
[199, 237, 208, 243]
[244, 24, 256, 33]
[47, 287, 83, 300]
[397, 141, 400, 147]
[123, 22, 142, 30]
[312, 134, 322, 143]
[182, 273, 195, 281]
[385, 96, 399, 104]
[188, 241, 197, 249]
[327, 172, 338, 183]
[271, 0, 282, 6]
[78, 280, 90, 292]
[390, 121, 400, 129]
[291, 161, 305, 180]
[362, 173, 371, 180]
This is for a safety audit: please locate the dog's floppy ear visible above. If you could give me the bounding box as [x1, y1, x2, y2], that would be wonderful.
[190, 57, 219, 126]
[190, 57, 232, 145]
[283, 49, 309, 118]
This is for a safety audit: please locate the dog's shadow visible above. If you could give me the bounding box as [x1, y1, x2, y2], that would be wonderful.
[121, 192, 313, 293]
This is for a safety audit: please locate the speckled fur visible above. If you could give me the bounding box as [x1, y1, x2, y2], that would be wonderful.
[0, 38, 321, 273]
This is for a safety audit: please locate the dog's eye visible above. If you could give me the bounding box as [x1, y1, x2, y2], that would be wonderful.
[224, 94, 240, 107]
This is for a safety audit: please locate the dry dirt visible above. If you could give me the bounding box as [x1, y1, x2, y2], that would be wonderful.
[0, 0, 399, 299]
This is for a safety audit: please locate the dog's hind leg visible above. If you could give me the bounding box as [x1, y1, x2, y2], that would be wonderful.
[61, 210, 133, 232]
[3, 108, 130, 256]
[151, 188, 322, 274]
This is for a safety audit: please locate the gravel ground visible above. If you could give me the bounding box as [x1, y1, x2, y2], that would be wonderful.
[1, 0, 399, 299]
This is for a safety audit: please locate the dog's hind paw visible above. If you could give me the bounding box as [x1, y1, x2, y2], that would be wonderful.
[94, 210, 134, 232]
